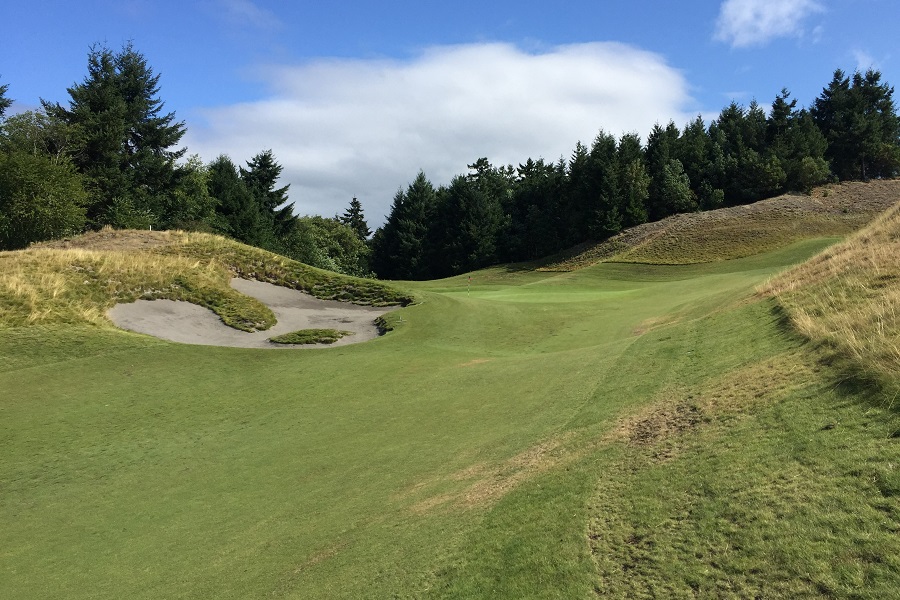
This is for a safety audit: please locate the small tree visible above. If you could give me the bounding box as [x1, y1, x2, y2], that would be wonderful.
[340, 197, 372, 240]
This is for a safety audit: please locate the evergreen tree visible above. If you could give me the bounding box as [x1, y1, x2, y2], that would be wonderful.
[812, 69, 900, 180]
[564, 141, 592, 243]
[207, 155, 272, 248]
[587, 131, 621, 239]
[615, 133, 650, 227]
[711, 101, 785, 204]
[768, 89, 830, 192]
[645, 121, 682, 219]
[44, 42, 186, 226]
[340, 197, 372, 240]
[240, 149, 294, 238]
[658, 159, 697, 214]
[0, 78, 11, 119]
[371, 171, 436, 280]
[504, 158, 565, 260]
[428, 173, 504, 277]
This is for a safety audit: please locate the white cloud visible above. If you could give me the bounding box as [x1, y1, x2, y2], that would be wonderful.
[852, 49, 877, 71]
[183, 42, 694, 225]
[714, 0, 824, 48]
[216, 0, 281, 30]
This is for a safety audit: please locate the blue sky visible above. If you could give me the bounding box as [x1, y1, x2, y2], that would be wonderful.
[3, 0, 898, 223]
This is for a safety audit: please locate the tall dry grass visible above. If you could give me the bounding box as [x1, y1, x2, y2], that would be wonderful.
[761, 201, 900, 393]
[1, 229, 412, 332]
[0, 247, 251, 328]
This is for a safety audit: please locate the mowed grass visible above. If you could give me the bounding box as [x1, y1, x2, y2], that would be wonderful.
[2, 215, 900, 596]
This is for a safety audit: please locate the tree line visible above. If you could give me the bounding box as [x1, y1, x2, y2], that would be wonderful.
[2, 42, 899, 281]
[372, 71, 900, 279]
[0, 43, 372, 276]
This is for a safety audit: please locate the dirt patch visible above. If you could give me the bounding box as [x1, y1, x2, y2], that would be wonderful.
[632, 315, 682, 336]
[407, 433, 576, 514]
[32, 228, 178, 251]
[292, 543, 346, 574]
[621, 403, 704, 448]
[608, 352, 816, 462]
[458, 358, 492, 367]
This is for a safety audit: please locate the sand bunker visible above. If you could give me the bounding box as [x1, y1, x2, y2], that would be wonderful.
[107, 278, 395, 349]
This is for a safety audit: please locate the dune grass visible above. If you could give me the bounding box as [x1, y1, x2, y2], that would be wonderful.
[543, 180, 900, 271]
[0, 229, 411, 332]
[762, 201, 900, 395]
[2, 199, 900, 598]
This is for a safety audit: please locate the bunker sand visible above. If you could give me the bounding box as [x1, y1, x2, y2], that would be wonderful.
[108, 278, 394, 348]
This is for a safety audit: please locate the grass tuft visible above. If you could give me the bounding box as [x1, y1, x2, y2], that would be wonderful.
[268, 328, 353, 345]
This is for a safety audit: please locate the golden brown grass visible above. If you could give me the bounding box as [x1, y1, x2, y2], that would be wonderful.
[0, 229, 412, 331]
[761, 199, 900, 393]
[542, 180, 900, 271]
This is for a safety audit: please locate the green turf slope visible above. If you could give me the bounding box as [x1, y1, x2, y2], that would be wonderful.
[2, 236, 898, 598]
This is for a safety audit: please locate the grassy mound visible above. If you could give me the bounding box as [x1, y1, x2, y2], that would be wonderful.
[1, 229, 412, 331]
[762, 199, 900, 393]
[543, 179, 900, 270]
[268, 328, 353, 344]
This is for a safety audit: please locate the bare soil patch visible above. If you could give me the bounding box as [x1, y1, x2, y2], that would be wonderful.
[33, 228, 178, 251]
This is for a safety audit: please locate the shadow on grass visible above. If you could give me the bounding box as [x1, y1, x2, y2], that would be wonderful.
[769, 303, 900, 418]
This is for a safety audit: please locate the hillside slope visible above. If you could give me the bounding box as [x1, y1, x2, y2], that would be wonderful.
[542, 179, 900, 270]
[763, 198, 900, 392]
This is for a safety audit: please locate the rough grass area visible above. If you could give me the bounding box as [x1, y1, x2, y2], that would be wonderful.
[588, 350, 900, 598]
[762, 199, 900, 394]
[542, 179, 900, 270]
[268, 328, 353, 344]
[1, 229, 412, 331]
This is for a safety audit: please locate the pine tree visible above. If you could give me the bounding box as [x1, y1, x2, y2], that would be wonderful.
[43, 42, 186, 226]
[371, 171, 436, 280]
[340, 197, 372, 240]
[812, 69, 900, 180]
[645, 121, 682, 219]
[616, 133, 649, 227]
[208, 155, 272, 248]
[768, 89, 830, 192]
[240, 149, 294, 237]
[428, 174, 504, 277]
[0, 78, 11, 119]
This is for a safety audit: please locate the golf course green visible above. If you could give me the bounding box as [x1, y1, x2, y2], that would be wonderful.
[2, 230, 899, 598]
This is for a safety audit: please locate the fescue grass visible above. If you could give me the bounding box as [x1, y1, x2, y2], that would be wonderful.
[762, 200, 900, 396]
[0, 229, 411, 332]
[268, 328, 353, 344]
[543, 179, 900, 270]
[2, 191, 900, 598]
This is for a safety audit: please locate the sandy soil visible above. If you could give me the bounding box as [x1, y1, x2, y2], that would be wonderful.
[108, 278, 395, 349]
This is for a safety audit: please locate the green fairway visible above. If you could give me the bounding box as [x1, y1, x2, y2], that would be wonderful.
[2, 236, 898, 598]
